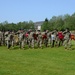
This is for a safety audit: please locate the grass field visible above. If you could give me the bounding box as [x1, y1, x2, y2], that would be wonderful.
[0, 41, 75, 75]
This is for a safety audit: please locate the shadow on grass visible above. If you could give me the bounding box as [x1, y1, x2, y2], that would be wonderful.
[10, 45, 45, 50]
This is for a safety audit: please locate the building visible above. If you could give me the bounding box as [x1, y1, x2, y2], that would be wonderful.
[34, 21, 44, 30]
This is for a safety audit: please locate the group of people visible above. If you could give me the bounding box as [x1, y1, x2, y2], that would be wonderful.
[0, 28, 74, 50]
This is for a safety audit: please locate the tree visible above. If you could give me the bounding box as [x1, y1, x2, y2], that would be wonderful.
[50, 16, 57, 22]
[41, 18, 49, 31]
[63, 16, 75, 30]
[54, 18, 64, 30]
[28, 20, 34, 30]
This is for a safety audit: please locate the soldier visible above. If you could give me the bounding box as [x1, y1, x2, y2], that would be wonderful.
[46, 30, 51, 47]
[28, 30, 35, 48]
[41, 31, 45, 44]
[63, 28, 71, 50]
[51, 32, 56, 47]
[5, 31, 9, 47]
[0, 31, 2, 46]
[53, 29, 59, 47]
[24, 32, 29, 45]
[10, 31, 14, 48]
[1, 31, 5, 46]
[18, 31, 25, 49]
[57, 31, 64, 47]
[37, 31, 42, 48]
[6, 31, 13, 49]
[44, 32, 48, 47]
[41, 31, 48, 47]
[13, 32, 19, 45]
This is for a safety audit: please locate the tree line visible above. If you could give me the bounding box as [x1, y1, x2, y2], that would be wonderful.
[0, 13, 75, 31]
[0, 20, 34, 31]
[42, 13, 75, 31]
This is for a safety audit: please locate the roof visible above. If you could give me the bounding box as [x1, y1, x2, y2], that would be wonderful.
[34, 21, 44, 26]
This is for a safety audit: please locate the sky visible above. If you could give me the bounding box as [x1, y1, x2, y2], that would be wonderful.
[0, 0, 75, 23]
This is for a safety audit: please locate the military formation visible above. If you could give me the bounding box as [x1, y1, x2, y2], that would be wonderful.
[0, 28, 73, 50]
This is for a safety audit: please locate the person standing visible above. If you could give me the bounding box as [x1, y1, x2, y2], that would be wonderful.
[0, 31, 2, 46]
[6, 31, 13, 49]
[51, 32, 56, 47]
[28, 30, 35, 48]
[37, 31, 42, 48]
[58, 31, 64, 47]
[18, 31, 25, 49]
[63, 28, 71, 50]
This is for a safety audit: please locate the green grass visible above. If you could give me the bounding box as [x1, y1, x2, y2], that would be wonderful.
[0, 41, 75, 75]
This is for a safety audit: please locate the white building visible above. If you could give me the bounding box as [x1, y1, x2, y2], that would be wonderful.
[34, 21, 44, 30]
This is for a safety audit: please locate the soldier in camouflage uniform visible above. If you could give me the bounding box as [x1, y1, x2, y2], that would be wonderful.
[1, 31, 5, 46]
[10, 32, 14, 48]
[6, 31, 13, 49]
[18, 31, 25, 49]
[53, 29, 59, 47]
[41, 31, 48, 47]
[28, 30, 35, 48]
[5, 31, 9, 47]
[63, 28, 71, 50]
[57, 31, 64, 47]
[46, 31, 51, 47]
[37, 31, 42, 48]
[13, 32, 19, 45]
[0, 31, 2, 46]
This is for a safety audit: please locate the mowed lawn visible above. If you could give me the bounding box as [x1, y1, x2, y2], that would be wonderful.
[0, 41, 75, 75]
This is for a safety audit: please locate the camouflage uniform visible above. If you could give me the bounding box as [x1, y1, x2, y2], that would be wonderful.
[44, 32, 48, 47]
[6, 32, 13, 49]
[13, 33, 19, 45]
[54, 30, 59, 46]
[1, 32, 5, 46]
[63, 30, 71, 49]
[37, 32, 42, 48]
[18, 32, 25, 49]
[57, 31, 64, 47]
[41, 32, 48, 47]
[47, 32, 51, 46]
[28, 31, 35, 48]
[5, 31, 9, 47]
[0, 31, 2, 46]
